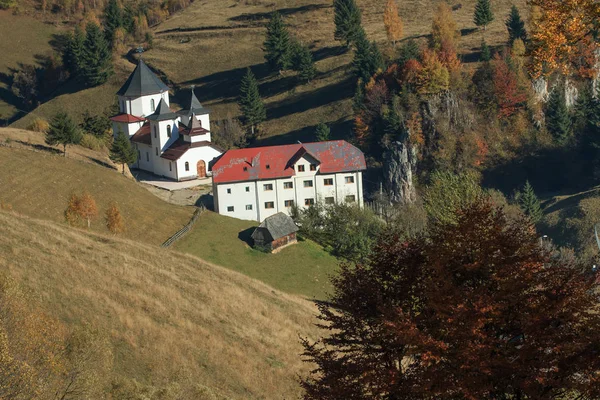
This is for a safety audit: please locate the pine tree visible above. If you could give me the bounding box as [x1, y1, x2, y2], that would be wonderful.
[480, 40, 491, 62]
[352, 29, 384, 83]
[383, 0, 403, 47]
[506, 5, 527, 45]
[263, 12, 292, 72]
[398, 39, 420, 67]
[474, 0, 494, 31]
[238, 68, 266, 137]
[333, 0, 363, 47]
[546, 85, 572, 145]
[63, 26, 85, 77]
[46, 112, 82, 156]
[315, 122, 331, 141]
[81, 23, 113, 87]
[103, 0, 122, 47]
[518, 180, 543, 223]
[122, 4, 135, 34]
[110, 129, 137, 174]
[294, 43, 316, 83]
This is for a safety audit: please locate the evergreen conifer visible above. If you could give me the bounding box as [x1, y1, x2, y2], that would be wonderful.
[45, 112, 82, 156]
[352, 29, 384, 82]
[238, 68, 266, 137]
[103, 0, 122, 47]
[518, 181, 543, 223]
[110, 130, 137, 174]
[506, 5, 527, 45]
[63, 26, 85, 77]
[263, 12, 292, 72]
[474, 0, 494, 31]
[333, 0, 363, 47]
[480, 40, 491, 62]
[122, 4, 135, 34]
[398, 39, 420, 68]
[81, 23, 113, 87]
[295, 44, 316, 83]
[315, 123, 331, 141]
[546, 86, 572, 145]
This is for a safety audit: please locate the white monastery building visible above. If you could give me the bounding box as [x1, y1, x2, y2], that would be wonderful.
[110, 60, 223, 180]
[211, 141, 366, 222]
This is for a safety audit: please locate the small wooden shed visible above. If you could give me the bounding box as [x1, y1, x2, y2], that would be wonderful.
[251, 212, 299, 253]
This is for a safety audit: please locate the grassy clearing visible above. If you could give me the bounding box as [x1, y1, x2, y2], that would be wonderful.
[175, 211, 340, 300]
[0, 210, 318, 398]
[0, 138, 193, 245]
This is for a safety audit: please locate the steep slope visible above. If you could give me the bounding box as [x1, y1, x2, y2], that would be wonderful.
[0, 136, 193, 245]
[0, 210, 318, 398]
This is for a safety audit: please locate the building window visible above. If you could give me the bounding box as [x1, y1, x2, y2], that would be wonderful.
[305, 198, 315, 206]
[169, 162, 172, 171]
[227, 188, 231, 194]
[263, 183, 273, 191]
[121, 100, 125, 112]
[167, 125, 171, 138]
[284, 182, 293, 189]
[324, 178, 334, 186]
[345, 176, 355, 184]
[303, 180, 313, 188]
[185, 162, 189, 171]
[155, 147, 158, 156]
[284, 200, 294, 207]
[245, 186, 250, 192]
[345, 195, 356, 203]
[227, 206, 234, 212]
[265, 201, 275, 209]
[146, 152, 149, 162]
[243, 166, 248, 171]
[151, 99, 155, 111]
[246, 204, 253, 210]
[266, 164, 271, 169]
[137, 150, 140, 159]
[325, 196, 335, 204]
[297, 165, 305, 172]
[154, 126, 157, 138]
[310, 164, 317, 171]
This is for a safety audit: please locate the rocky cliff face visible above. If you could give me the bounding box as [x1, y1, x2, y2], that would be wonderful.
[383, 140, 417, 204]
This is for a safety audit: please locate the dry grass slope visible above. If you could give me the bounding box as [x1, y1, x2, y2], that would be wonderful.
[0, 210, 319, 398]
[0, 131, 193, 245]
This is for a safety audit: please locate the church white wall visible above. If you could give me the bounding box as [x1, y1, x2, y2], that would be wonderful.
[134, 143, 153, 172]
[112, 121, 144, 139]
[120, 92, 169, 118]
[175, 146, 222, 181]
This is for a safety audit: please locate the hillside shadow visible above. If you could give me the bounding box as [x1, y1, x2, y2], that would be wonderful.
[252, 118, 353, 147]
[238, 226, 256, 246]
[460, 28, 478, 37]
[265, 75, 354, 120]
[312, 45, 348, 62]
[15, 140, 63, 155]
[482, 146, 592, 196]
[195, 194, 215, 210]
[229, 4, 330, 23]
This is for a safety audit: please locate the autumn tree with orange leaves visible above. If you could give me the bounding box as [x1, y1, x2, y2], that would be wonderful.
[302, 200, 600, 399]
[493, 53, 528, 118]
[529, 0, 600, 78]
[383, 0, 403, 47]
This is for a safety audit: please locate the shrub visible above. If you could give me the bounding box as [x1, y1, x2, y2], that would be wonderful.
[27, 118, 50, 133]
[105, 202, 124, 234]
[80, 133, 105, 151]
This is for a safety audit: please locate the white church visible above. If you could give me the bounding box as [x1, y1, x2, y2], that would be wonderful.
[110, 60, 223, 180]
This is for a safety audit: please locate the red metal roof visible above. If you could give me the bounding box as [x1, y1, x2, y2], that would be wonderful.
[130, 122, 151, 145]
[212, 140, 366, 184]
[110, 113, 146, 123]
[160, 138, 224, 161]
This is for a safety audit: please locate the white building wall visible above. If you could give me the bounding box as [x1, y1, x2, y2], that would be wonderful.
[213, 170, 364, 222]
[134, 143, 153, 172]
[112, 120, 144, 139]
[120, 92, 169, 118]
[175, 146, 222, 181]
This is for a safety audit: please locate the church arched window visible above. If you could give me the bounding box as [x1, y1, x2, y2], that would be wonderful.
[151, 99, 156, 112]
[167, 125, 171, 138]
[122, 100, 126, 113]
[185, 162, 189, 171]
[153, 125, 157, 138]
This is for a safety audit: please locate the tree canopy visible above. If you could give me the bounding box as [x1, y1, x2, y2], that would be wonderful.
[238, 68, 267, 137]
[263, 12, 292, 72]
[333, 0, 363, 46]
[302, 200, 600, 399]
[45, 112, 82, 156]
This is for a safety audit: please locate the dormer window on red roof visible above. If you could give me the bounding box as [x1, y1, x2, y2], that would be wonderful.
[243, 166, 248, 171]
[266, 164, 271, 169]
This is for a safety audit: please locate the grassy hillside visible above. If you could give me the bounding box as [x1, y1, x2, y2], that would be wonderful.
[0, 10, 67, 123]
[175, 211, 339, 299]
[0, 132, 193, 245]
[9, 0, 528, 143]
[0, 209, 318, 398]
